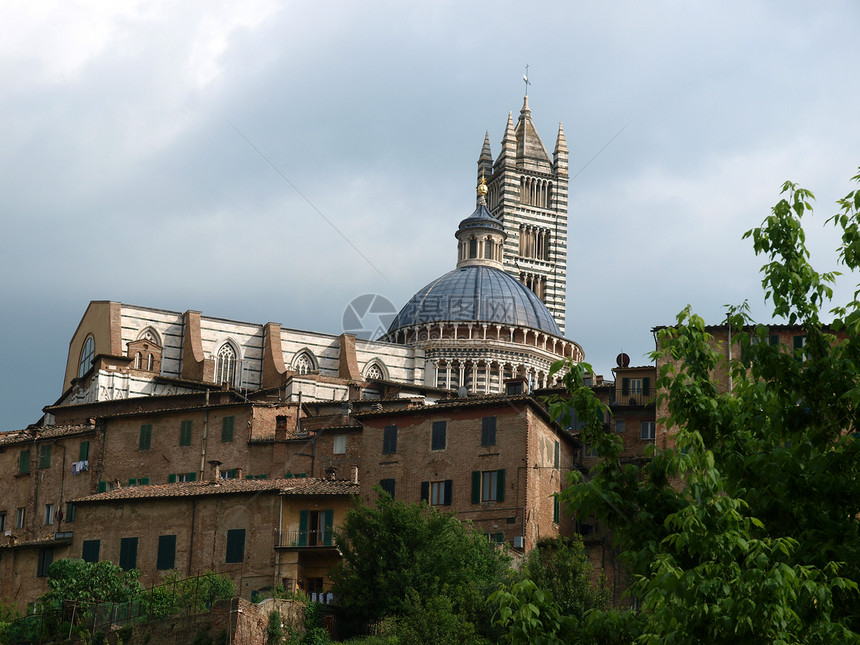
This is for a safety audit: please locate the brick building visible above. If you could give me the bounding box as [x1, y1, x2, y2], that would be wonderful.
[0, 98, 660, 610]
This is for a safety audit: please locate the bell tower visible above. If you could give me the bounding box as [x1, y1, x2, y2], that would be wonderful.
[480, 96, 569, 335]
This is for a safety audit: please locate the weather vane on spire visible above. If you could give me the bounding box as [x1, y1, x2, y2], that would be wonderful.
[523, 65, 531, 97]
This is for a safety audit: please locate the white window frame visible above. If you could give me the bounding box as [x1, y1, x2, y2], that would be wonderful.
[333, 435, 347, 455]
[640, 421, 656, 440]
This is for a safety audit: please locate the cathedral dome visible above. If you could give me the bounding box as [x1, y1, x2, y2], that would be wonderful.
[387, 265, 561, 336]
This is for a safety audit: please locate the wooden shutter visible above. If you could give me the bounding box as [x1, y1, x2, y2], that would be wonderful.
[496, 469, 506, 502]
[97, 480, 107, 493]
[79, 441, 90, 461]
[168, 474, 176, 483]
[38, 445, 52, 469]
[180, 420, 192, 446]
[19, 450, 29, 474]
[188, 472, 197, 481]
[222, 416, 234, 442]
[119, 537, 138, 571]
[554, 441, 560, 469]
[643, 377, 651, 396]
[443, 480, 453, 506]
[298, 511, 309, 546]
[471, 471, 481, 504]
[139, 424, 152, 450]
[420, 481, 429, 503]
[225, 529, 245, 563]
[82, 539, 100, 563]
[157, 535, 176, 570]
[622, 378, 630, 396]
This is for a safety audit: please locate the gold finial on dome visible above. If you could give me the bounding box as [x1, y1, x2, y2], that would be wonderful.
[477, 170, 488, 197]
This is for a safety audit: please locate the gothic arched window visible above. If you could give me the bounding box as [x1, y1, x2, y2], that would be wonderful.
[365, 363, 383, 380]
[294, 352, 314, 375]
[146, 354, 154, 371]
[134, 352, 142, 369]
[78, 336, 95, 378]
[469, 237, 478, 258]
[216, 343, 237, 385]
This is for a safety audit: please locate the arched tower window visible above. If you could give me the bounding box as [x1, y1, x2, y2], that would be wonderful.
[78, 336, 95, 378]
[294, 352, 314, 375]
[216, 343, 237, 385]
[146, 354, 154, 371]
[134, 352, 142, 369]
[365, 363, 384, 380]
[469, 237, 478, 258]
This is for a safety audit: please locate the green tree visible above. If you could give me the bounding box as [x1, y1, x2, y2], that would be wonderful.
[507, 171, 860, 643]
[521, 537, 608, 618]
[41, 559, 142, 607]
[331, 490, 510, 638]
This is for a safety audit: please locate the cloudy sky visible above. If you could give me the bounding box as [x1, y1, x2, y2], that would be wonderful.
[1, 1, 859, 430]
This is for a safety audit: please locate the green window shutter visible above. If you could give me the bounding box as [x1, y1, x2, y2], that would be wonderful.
[643, 377, 651, 396]
[284, 473, 294, 479]
[157, 535, 176, 570]
[221, 416, 234, 442]
[180, 420, 192, 446]
[97, 481, 107, 493]
[621, 378, 630, 396]
[79, 441, 90, 461]
[19, 450, 30, 474]
[298, 511, 309, 547]
[496, 469, 506, 502]
[554, 441, 560, 469]
[481, 416, 497, 446]
[471, 471, 481, 504]
[168, 474, 176, 483]
[553, 496, 560, 523]
[187, 472, 197, 482]
[420, 481, 429, 503]
[119, 537, 138, 571]
[443, 480, 453, 506]
[66, 503, 76, 523]
[323, 510, 334, 546]
[140, 477, 150, 485]
[769, 334, 780, 346]
[128, 478, 137, 486]
[82, 540, 100, 563]
[226, 529, 246, 563]
[38, 445, 52, 469]
[139, 424, 152, 450]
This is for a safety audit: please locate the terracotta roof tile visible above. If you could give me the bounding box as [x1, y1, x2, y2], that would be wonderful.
[73, 478, 358, 503]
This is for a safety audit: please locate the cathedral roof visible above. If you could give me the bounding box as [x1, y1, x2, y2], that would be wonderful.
[457, 201, 504, 233]
[387, 265, 561, 335]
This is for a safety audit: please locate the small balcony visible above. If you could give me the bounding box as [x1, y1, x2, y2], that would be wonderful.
[277, 529, 336, 549]
[611, 390, 655, 407]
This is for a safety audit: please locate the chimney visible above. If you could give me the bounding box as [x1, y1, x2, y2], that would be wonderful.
[208, 460, 222, 480]
[235, 467, 244, 480]
[350, 465, 359, 485]
[325, 467, 337, 481]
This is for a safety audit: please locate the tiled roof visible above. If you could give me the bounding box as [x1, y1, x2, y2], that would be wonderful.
[0, 424, 95, 446]
[73, 478, 358, 503]
[0, 534, 73, 551]
[354, 393, 536, 418]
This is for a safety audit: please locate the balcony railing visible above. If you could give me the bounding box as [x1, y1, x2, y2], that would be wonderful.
[611, 391, 655, 407]
[278, 529, 335, 548]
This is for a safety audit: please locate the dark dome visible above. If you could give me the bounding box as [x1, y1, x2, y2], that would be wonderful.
[388, 265, 561, 335]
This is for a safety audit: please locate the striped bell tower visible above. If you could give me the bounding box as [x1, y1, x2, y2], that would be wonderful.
[479, 96, 569, 335]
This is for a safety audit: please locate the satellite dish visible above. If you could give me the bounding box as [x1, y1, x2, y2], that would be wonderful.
[457, 386, 468, 398]
[616, 353, 630, 368]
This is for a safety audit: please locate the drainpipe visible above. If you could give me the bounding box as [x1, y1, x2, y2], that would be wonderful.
[200, 389, 210, 478]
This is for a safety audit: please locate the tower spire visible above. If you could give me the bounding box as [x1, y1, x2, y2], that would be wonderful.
[478, 131, 493, 183]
